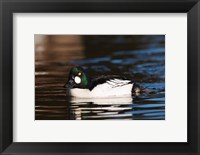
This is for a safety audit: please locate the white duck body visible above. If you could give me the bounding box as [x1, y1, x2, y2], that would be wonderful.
[69, 79, 133, 98]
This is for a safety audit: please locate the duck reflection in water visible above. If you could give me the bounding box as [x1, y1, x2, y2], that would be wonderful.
[69, 97, 134, 120]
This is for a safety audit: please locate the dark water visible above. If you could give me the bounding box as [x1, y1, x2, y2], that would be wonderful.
[35, 35, 165, 120]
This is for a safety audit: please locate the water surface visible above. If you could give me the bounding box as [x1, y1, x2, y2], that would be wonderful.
[35, 35, 165, 120]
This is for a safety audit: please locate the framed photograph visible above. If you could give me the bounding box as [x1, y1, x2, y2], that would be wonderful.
[0, 0, 200, 154]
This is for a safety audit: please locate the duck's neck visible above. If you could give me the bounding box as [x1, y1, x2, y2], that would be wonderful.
[80, 75, 92, 89]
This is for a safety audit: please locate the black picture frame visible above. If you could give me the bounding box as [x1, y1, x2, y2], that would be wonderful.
[0, 0, 200, 154]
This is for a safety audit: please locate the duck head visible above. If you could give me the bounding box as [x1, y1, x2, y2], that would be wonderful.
[64, 67, 89, 89]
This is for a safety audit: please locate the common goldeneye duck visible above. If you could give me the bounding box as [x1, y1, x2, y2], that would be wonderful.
[64, 67, 140, 98]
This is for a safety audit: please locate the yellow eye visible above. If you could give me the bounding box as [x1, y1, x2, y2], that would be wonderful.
[78, 72, 81, 76]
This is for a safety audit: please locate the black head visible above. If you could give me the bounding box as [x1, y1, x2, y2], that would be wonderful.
[64, 67, 89, 89]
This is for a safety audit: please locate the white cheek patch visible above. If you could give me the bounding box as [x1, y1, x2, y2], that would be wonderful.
[74, 76, 81, 84]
